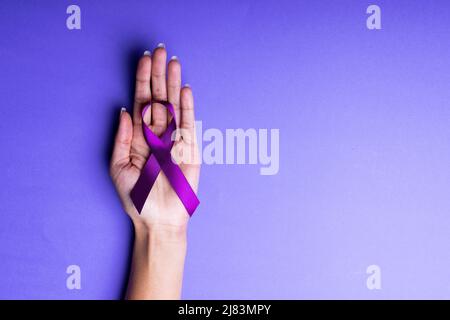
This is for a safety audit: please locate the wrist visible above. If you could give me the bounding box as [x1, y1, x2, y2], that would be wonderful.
[133, 219, 188, 244]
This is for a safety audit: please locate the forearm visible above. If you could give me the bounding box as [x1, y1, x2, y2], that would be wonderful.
[125, 222, 187, 300]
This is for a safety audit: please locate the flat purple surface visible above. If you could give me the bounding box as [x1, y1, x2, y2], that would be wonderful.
[0, 0, 449, 299]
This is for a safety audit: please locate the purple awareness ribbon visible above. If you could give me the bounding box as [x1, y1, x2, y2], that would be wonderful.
[130, 101, 199, 216]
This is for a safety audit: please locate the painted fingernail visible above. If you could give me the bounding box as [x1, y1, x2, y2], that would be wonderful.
[184, 83, 191, 88]
[156, 43, 165, 48]
[170, 55, 178, 61]
[143, 50, 151, 56]
[121, 107, 126, 114]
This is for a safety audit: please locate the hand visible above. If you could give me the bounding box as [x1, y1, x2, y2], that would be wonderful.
[110, 44, 200, 231]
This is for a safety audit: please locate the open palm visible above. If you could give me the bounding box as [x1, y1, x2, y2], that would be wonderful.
[110, 44, 200, 228]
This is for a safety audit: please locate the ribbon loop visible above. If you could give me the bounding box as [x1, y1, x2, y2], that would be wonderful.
[130, 101, 200, 216]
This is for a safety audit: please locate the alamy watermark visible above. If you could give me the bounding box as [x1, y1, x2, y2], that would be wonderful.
[66, 264, 81, 290]
[366, 5, 381, 30]
[66, 5, 81, 30]
[366, 264, 381, 290]
[171, 121, 280, 175]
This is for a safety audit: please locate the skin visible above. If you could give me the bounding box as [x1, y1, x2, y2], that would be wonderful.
[109, 44, 200, 300]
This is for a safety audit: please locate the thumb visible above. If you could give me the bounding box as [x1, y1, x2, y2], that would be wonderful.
[110, 108, 133, 171]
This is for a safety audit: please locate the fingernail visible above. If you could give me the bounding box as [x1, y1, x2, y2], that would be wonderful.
[184, 83, 191, 88]
[157, 43, 165, 48]
[121, 107, 126, 114]
[143, 50, 151, 56]
[170, 55, 178, 61]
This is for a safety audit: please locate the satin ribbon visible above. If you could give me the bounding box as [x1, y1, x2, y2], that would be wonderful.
[130, 101, 199, 216]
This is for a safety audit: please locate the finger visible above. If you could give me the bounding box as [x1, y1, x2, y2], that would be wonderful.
[110, 109, 133, 174]
[151, 43, 168, 134]
[167, 56, 181, 135]
[180, 85, 195, 131]
[133, 52, 152, 126]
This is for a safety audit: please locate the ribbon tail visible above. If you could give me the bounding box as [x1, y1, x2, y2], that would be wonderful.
[130, 154, 160, 213]
[157, 157, 200, 216]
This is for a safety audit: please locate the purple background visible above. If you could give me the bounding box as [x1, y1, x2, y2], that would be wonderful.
[0, 0, 449, 299]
